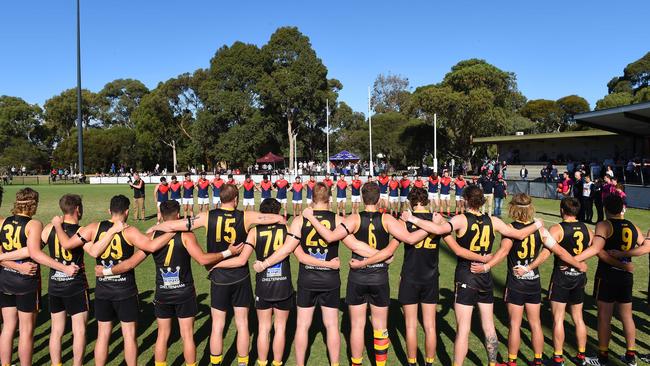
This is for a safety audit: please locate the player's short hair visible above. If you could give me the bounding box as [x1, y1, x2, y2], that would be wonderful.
[160, 177, 167, 182]
[560, 197, 580, 217]
[245, 174, 251, 179]
[220, 184, 239, 204]
[171, 175, 177, 180]
[603, 194, 624, 215]
[184, 172, 191, 178]
[362, 182, 380, 205]
[12, 187, 39, 217]
[59, 194, 83, 217]
[508, 193, 535, 223]
[463, 185, 485, 210]
[263, 175, 268, 180]
[109, 195, 130, 215]
[228, 174, 234, 179]
[159, 200, 180, 220]
[259, 198, 281, 214]
[408, 187, 428, 208]
[312, 182, 330, 204]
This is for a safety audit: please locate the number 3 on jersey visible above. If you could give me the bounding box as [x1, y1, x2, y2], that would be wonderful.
[2, 224, 23, 251]
[305, 220, 331, 247]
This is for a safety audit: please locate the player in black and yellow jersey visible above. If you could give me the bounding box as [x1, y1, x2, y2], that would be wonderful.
[348, 187, 491, 366]
[100, 200, 241, 366]
[53, 195, 175, 366]
[254, 182, 368, 366]
[403, 185, 545, 366]
[229, 198, 293, 366]
[300, 183, 432, 366]
[475, 194, 587, 366]
[31, 194, 92, 366]
[0, 188, 73, 366]
[147, 184, 285, 366]
[534, 197, 594, 366]
[586, 195, 646, 366]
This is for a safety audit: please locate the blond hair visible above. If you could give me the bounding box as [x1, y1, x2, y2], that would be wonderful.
[508, 193, 534, 223]
[12, 187, 39, 217]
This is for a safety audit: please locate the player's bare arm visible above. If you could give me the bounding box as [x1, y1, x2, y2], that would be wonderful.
[253, 217, 303, 272]
[124, 226, 176, 253]
[184, 231, 243, 267]
[402, 210, 453, 236]
[609, 226, 648, 258]
[383, 213, 429, 244]
[147, 211, 209, 234]
[243, 210, 286, 231]
[302, 207, 355, 243]
[444, 234, 492, 263]
[341, 234, 378, 258]
[31, 222, 79, 276]
[83, 222, 128, 258]
[213, 229, 254, 268]
[349, 238, 399, 269]
[95, 250, 148, 277]
[492, 216, 544, 240]
[293, 245, 340, 269]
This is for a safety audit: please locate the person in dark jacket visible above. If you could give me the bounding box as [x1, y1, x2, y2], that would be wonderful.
[493, 175, 507, 216]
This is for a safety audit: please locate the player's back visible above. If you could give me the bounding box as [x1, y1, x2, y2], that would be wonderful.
[349, 211, 390, 284]
[206, 208, 249, 284]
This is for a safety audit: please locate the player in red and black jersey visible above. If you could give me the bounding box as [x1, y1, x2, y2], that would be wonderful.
[350, 174, 363, 214]
[403, 185, 546, 366]
[197, 172, 211, 213]
[290, 176, 304, 216]
[148, 184, 285, 366]
[211, 173, 225, 208]
[182, 173, 196, 219]
[53, 195, 175, 366]
[154, 176, 170, 223]
[477, 194, 586, 366]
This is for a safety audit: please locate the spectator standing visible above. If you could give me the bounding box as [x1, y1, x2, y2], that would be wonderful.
[592, 178, 604, 222]
[129, 172, 146, 221]
[581, 175, 594, 223]
[520, 165, 528, 180]
[573, 171, 584, 221]
[493, 174, 507, 216]
[479, 173, 495, 216]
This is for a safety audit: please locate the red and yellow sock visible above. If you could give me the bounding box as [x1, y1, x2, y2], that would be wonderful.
[373, 329, 390, 366]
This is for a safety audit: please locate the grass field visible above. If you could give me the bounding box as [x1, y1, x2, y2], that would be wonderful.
[0, 183, 649, 366]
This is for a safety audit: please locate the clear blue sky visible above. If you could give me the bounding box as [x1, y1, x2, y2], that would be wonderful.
[2, 0, 649, 113]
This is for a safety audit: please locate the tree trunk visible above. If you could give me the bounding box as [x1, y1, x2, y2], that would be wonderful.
[288, 115, 294, 171]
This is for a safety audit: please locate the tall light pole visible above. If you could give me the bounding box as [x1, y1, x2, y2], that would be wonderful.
[326, 99, 330, 174]
[368, 86, 374, 175]
[433, 113, 438, 173]
[76, 0, 84, 175]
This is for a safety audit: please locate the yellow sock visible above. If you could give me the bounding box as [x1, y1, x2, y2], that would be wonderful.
[351, 357, 363, 366]
[272, 361, 282, 366]
[408, 357, 417, 364]
[509, 353, 517, 361]
[579, 347, 586, 353]
[186, 363, 196, 366]
[554, 350, 563, 356]
[489, 363, 496, 366]
[425, 357, 435, 363]
[238, 355, 249, 365]
[154, 362, 167, 366]
[257, 361, 268, 366]
[534, 353, 542, 359]
[599, 346, 608, 352]
[211, 354, 223, 365]
[331, 363, 340, 366]
[52, 364, 63, 366]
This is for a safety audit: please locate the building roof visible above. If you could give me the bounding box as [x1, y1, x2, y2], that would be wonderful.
[472, 129, 616, 144]
[573, 101, 650, 136]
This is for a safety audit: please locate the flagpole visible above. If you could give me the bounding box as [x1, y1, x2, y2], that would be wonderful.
[326, 99, 330, 174]
[76, 0, 84, 175]
[368, 86, 374, 176]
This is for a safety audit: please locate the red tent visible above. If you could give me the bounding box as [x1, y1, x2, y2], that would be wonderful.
[256, 152, 284, 164]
